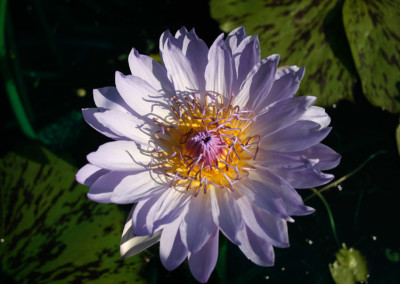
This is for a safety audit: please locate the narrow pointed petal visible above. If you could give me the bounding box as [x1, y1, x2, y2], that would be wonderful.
[233, 192, 289, 248]
[76, 163, 109, 187]
[87, 141, 151, 171]
[82, 108, 122, 140]
[264, 66, 305, 105]
[93, 109, 150, 145]
[128, 48, 174, 97]
[87, 170, 162, 204]
[300, 144, 341, 170]
[205, 34, 234, 98]
[225, 26, 247, 54]
[210, 188, 243, 244]
[115, 72, 171, 118]
[110, 171, 163, 203]
[272, 167, 334, 189]
[160, 216, 188, 271]
[232, 35, 260, 95]
[161, 39, 200, 94]
[180, 192, 216, 253]
[181, 29, 208, 91]
[146, 189, 191, 235]
[239, 169, 314, 217]
[253, 96, 316, 136]
[262, 121, 332, 152]
[236, 177, 292, 221]
[188, 229, 219, 283]
[93, 87, 133, 113]
[132, 196, 159, 236]
[234, 55, 280, 109]
[300, 106, 331, 129]
[121, 206, 161, 258]
[237, 225, 275, 267]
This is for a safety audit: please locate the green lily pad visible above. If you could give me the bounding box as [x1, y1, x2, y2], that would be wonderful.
[343, 0, 400, 113]
[0, 145, 147, 283]
[329, 244, 368, 284]
[210, 0, 354, 106]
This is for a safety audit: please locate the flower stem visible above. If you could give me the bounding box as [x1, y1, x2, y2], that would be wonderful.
[305, 150, 385, 248]
[304, 150, 386, 202]
[0, 0, 37, 139]
[309, 187, 340, 247]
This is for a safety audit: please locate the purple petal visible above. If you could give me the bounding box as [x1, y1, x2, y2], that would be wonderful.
[255, 148, 319, 170]
[238, 169, 314, 217]
[181, 29, 208, 92]
[146, 188, 191, 235]
[115, 72, 170, 118]
[235, 176, 292, 221]
[108, 171, 163, 203]
[120, 206, 161, 257]
[237, 225, 275, 267]
[76, 163, 109, 187]
[132, 197, 159, 236]
[188, 229, 219, 283]
[205, 33, 234, 98]
[299, 143, 341, 170]
[159, 29, 180, 51]
[93, 87, 134, 114]
[210, 188, 243, 244]
[93, 109, 150, 145]
[82, 108, 122, 140]
[253, 96, 316, 137]
[232, 35, 260, 95]
[87, 141, 151, 171]
[180, 192, 216, 253]
[234, 55, 280, 110]
[174, 26, 189, 40]
[262, 120, 332, 152]
[264, 66, 305, 106]
[88, 170, 162, 204]
[225, 26, 247, 54]
[161, 39, 200, 94]
[272, 167, 334, 189]
[128, 48, 174, 98]
[300, 106, 331, 129]
[160, 217, 188, 271]
[234, 192, 289, 248]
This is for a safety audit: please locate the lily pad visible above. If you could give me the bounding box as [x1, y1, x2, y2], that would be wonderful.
[0, 145, 147, 283]
[210, 0, 354, 106]
[329, 244, 368, 284]
[343, 0, 400, 113]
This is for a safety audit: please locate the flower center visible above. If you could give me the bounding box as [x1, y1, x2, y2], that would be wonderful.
[184, 130, 225, 166]
[152, 94, 260, 196]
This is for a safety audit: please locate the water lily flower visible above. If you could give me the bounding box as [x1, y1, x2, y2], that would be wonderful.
[76, 27, 340, 283]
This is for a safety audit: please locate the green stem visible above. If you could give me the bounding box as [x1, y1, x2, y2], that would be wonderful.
[304, 151, 385, 248]
[304, 150, 385, 202]
[309, 187, 340, 247]
[0, 0, 36, 139]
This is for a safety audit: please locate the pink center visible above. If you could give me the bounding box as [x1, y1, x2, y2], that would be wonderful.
[184, 130, 225, 166]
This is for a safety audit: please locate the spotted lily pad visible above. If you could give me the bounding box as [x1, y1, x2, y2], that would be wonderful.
[343, 0, 400, 113]
[210, 0, 354, 106]
[0, 145, 147, 283]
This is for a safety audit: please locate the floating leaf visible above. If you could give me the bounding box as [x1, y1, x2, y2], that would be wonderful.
[329, 244, 368, 284]
[385, 248, 400, 263]
[0, 145, 147, 283]
[343, 0, 400, 113]
[210, 0, 354, 106]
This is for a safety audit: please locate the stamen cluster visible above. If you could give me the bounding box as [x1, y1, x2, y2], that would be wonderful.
[153, 94, 260, 196]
